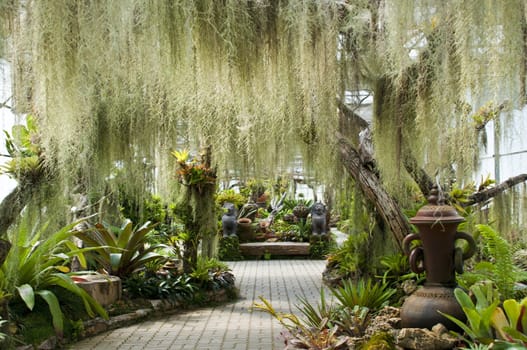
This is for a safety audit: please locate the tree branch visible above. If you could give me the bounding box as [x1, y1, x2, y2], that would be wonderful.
[465, 174, 527, 206]
[0, 96, 12, 110]
[337, 98, 434, 196]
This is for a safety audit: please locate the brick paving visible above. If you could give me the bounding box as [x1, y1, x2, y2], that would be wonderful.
[68, 260, 327, 350]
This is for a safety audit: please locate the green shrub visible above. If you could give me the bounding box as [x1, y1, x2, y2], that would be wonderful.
[326, 232, 370, 276]
[310, 235, 337, 259]
[216, 189, 246, 209]
[190, 257, 235, 291]
[218, 236, 243, 261]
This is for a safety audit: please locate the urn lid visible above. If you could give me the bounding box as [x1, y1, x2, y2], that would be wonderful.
[410, 187, 464, 224]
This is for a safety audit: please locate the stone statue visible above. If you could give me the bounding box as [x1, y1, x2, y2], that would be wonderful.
[221, 202, 237, 237]
[311, 202, 327, 235]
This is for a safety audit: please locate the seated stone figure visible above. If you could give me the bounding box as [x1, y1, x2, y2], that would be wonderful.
[222, 202, 238, 237]
[311, 202, 327, 235]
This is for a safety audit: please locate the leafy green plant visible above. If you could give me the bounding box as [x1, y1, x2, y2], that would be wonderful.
[440, 282, 501, 345]
[282, 198, 314, 212]
[122, 273, 159, 299]
[124, 270, 198, 303]
[0, 218, 108, 337]
[310, 235, 337, 259]
[218, 236, 243, 261]
[143, 195, 167, 224]
[159, 274, 197, 302]
[458, 224, 525, 299]
[333, 305, 371, 338]
[245, 179, 267, 202]
[378, 253, 423, 285]
[0, 115, 43, 182]
[190, 257, 235, 291]
[491, 297, 527, 346]
[0, 316, 8, 344]
[326, 232, 370, 277]
[295, 289, 339, 329]
[330, 278, 396, 311]
[75, 219, 167, 278]
[254, 285, 375, 349]
[215, 189, 246, 209]
[253, 296, 349, 349]
[237, 205, 258, 220]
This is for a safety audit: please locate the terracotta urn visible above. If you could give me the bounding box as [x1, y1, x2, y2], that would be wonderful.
[237, 218, 254, 243]
[400, 187, 476, 330]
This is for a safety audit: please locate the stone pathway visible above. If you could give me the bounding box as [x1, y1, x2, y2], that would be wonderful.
[68, 260, 327, 350]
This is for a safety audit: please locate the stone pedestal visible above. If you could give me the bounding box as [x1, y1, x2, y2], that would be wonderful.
[74, 274, 122, 306]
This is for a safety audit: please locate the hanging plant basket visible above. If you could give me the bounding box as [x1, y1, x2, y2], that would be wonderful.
[293, 204, 310, 220]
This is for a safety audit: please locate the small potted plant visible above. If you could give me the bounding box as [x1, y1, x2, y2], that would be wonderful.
[237, 205, 258, 242]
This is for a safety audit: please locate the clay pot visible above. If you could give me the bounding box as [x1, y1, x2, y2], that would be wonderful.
[237, 218, 254, 242]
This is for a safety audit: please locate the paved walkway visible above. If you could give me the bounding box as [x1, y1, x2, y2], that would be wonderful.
[68, 260, 327, 350]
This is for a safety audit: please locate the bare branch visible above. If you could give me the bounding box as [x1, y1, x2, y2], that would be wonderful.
[465, 174, 527, 206]
[0, 96, 12, 110]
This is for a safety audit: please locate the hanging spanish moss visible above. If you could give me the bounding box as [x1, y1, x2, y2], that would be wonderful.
[339, 0, 526, 198]
[2, 0, 527, 235]
[490, 184, 527, 242]
[5, 0, 340, 204]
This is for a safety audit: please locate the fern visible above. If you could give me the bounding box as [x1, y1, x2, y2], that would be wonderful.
[463, 225, 519, 299]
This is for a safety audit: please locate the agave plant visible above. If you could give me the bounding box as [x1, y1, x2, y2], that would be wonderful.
[331, 278, 396, 311]
[74, 219, 168, 278]
[0, 218, 108, 337]
[253, 295, 350, 349]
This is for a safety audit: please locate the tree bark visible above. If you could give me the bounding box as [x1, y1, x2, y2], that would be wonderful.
[0, 184, 27, 237]
[465, 174, 527, 206]
[337, 133, 410, 250]
[402, 153, 434, 197]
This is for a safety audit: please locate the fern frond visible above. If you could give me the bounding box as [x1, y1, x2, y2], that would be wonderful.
[474, 224, 517, 299]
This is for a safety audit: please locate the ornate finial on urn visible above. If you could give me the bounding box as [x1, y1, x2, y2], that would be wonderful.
[427, 186, 439, 205]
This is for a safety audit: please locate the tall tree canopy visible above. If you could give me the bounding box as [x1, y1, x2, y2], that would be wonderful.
[1, 0, 526, 242]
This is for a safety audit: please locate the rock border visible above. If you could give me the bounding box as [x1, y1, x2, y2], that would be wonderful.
[19, 287, 236, 350]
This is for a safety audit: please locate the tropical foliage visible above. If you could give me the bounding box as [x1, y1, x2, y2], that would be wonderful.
[0, 115, 43, 183]
[331, 278, 396, 312]
[0, 218, 108, 338]
[74, 219, 167, 278]
[254, 276, 397, 349]
[1, 1, 527, 348]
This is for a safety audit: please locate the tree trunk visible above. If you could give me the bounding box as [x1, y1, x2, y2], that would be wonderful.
[337, 133, 410, 251]
[0, 185, 27, 237]
[0, 185, 28, 265]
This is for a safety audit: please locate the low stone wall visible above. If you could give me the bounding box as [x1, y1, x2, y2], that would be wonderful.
[26, 287, 236, 350]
